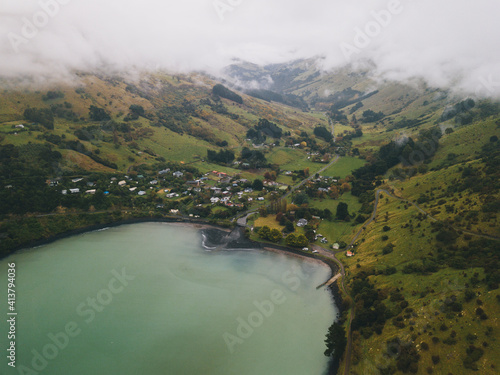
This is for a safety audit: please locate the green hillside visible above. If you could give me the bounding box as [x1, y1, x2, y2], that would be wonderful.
[0, 64, 499, 375]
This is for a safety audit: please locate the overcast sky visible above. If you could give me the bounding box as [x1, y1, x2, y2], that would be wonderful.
[1, 0, 499, 96]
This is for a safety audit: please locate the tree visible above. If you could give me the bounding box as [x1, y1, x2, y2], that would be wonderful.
[324, 322, 347, 358]
[285, 233, 297, 247]
[252, 179, 264, 191]
[445, 127, 454, 134]
[258, 226, 271, 240]
[129, 104, 145, 116]
[258, 206, 267, 217]
[23, 108, 54, 129]
[295, 234, 308, 247]
[305, 229, 315, 242]
[336, 202, 349, 220]
[269, 228, 282, 243]
[89, 105, 110, 121]
[341, 182, 351, 193]
[264, 171, 276, 181]
[362, 109, 385, 123]
[294, 192, 309, 205]
[329, 186, 339, 199]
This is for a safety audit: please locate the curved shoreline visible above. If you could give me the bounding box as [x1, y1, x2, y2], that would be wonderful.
[1, 217, 342, 375]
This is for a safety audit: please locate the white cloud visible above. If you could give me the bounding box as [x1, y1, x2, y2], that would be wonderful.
[0, 0, 499, 96]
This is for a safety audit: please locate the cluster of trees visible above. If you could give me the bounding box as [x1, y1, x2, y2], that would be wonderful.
[274, 212, 295, 233]
[246, 119, 283, 143]
[329, 109, 348, 123]
[207, 149, 235, 164]
[326, 87, 378, 112]
[0, 143, 61, 179]
[362, 109, 385, 123]
[212, 84, 243, 104]
[0, 212, 122, 256]
[155, 105, 190, 133]
[23, 108, 54, 129]
[313, 126, 333, 142]
[125, 105, 145, 121]
[245, 89, 308, 111]
[257, 226, 283, 243]
[284, 233, 308, 247]
[350, 275, 391, 338]
[50, 102, 79, 122]
[441, 98, 475, 122]
[324, 322, 346, 358]
[42, 90, 64, 101]
[341, 126, 363, 141]
[89, 105, 111, 122]
[239, 147, 268, 168]
[336, 202, 350, 221]
[385, 338, 420, 374]
[351, 127, 442, 197]
[350, 101, 364, 113]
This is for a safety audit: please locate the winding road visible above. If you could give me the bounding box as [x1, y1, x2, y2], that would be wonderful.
[234, 158, 499, 375]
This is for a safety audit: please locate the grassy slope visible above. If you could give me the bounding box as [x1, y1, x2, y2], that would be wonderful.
[342, 189, 500, 375]
[0, 72, 326, 177]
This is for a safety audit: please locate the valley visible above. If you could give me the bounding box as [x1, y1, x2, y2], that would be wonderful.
[0, 61, 499, 375]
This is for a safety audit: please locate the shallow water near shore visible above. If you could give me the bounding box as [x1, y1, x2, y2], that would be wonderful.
[0, 223, 337, 375]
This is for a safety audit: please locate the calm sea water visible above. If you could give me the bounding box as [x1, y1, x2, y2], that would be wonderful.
[0, 223, 337, 375]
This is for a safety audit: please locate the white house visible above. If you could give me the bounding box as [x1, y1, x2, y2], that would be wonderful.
[85, 189, 96, 195]
[297, 218, 308, 227]
[118, 180, 127, 186]
[69, 188, 80, 194]
[138, 191, 146, 196]
[173, 171, 184, 178]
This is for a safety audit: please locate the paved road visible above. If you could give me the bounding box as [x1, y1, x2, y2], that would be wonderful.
[235, 178, 500, 375]
[232, 154, 340, 225]
[281, 154, 340, 201]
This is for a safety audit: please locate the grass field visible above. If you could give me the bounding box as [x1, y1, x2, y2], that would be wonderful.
[307, 193, 364, 243]
[253, 216, 285, 231]
[322, 156, 366, 178]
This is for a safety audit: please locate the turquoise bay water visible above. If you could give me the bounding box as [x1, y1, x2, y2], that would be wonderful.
[0, 223, 337, 375]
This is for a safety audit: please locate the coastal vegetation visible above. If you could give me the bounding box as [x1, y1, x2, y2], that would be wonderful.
[0, 63, 499, 374]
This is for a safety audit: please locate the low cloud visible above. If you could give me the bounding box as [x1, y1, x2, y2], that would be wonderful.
[1, 0, 499, 96]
